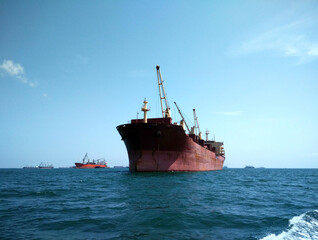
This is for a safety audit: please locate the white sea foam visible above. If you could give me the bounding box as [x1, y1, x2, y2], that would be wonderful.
[260, 210, 318, 240]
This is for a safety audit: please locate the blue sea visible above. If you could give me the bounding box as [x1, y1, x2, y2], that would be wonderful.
[0, 168, 317, 240]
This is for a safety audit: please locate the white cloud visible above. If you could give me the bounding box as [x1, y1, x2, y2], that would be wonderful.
[42, 93, 48, 97]
[0, 60, 24, 76]
[239, 28, 318, 63]
[237, 12, 318, 63]
[0, 59, 37, 88]
[28, 81, 38, 88]
[307, 46, 318, 56]
[215, 111, 242, 116]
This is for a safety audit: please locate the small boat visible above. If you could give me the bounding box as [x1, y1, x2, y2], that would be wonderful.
[75, 153, 108, 168]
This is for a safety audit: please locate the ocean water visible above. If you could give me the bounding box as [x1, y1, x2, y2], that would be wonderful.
[0, 168, 317, 240]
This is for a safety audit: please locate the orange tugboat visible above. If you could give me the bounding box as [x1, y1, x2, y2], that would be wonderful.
[75, 153, 108, 168]
[117, 65, 225, 172]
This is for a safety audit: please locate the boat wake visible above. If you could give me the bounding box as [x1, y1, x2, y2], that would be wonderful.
[260, 210, 318, 240]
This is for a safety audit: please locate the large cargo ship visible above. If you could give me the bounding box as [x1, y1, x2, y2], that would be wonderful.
[75, 153, 108, 168]
[117, 66, 225, 172]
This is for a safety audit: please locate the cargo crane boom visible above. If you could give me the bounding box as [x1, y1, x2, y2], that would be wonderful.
[83, 153, 88, 163]
[156, 65, 171, 118]
[174, 102, 190, 133]
[193, 109, 202, 139]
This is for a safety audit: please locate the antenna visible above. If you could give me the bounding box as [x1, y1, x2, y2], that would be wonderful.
[205, 129, 209, 141]
[156, 65, 171, 118]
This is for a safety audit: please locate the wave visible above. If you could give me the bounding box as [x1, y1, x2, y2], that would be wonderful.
[260, 210, 318, 240]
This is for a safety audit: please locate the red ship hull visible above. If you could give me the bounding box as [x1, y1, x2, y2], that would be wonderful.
[75, 163, 107, 168]
[117, 119, 225, 172]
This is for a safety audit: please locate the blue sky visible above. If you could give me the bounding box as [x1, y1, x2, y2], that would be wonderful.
[0, 0, 317, 168]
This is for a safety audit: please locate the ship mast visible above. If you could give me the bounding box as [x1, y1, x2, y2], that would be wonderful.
[193, 109, 202, 139]
[156, 65, 171, 118]
[174, 101, 190, 133]
[141, 98, 150, 123]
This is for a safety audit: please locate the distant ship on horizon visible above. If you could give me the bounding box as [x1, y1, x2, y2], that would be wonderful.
[245, 165, 255, 169]
[23, 166, 38, 169]
[38, 162, 54, 169]
[75, 153, 108, 168]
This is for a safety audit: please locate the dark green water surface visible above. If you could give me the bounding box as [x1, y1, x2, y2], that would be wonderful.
[0, 168, 317, 239]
